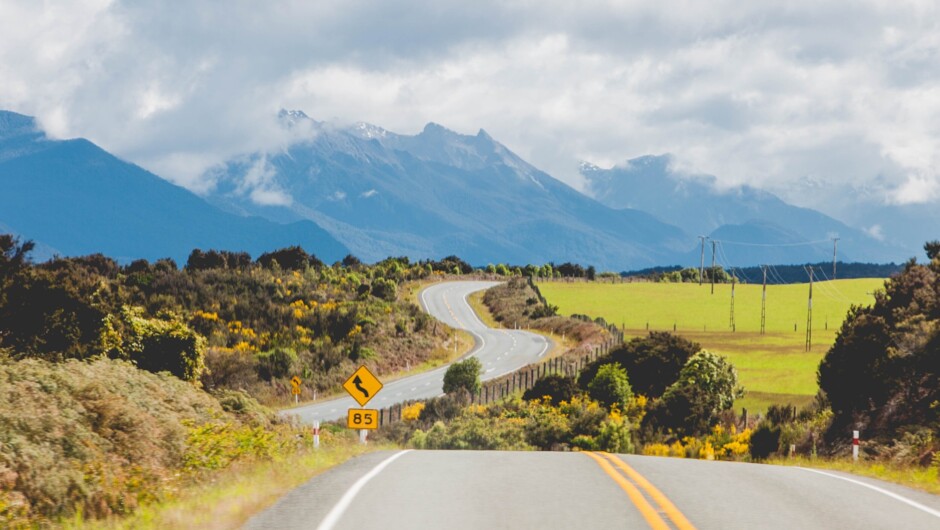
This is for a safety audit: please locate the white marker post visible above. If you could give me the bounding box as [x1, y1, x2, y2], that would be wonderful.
[313, 420, 321, 449]
[852, 430, 860, 462]
[359, 429, 368, 445]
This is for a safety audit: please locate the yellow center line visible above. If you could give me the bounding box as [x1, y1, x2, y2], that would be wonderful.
[584, 451, 670, 530]
[600, 452, 697, 530]
[443, 296, 465, 328]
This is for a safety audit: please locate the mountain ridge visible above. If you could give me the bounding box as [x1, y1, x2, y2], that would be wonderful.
[0, 110, 348, 264]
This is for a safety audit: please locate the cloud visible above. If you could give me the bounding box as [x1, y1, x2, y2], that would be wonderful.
[0, 0, 938, 218]
[235, 156, 292, 207]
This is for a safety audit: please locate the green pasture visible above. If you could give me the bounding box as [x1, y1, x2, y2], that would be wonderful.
[537, 278, 886, 412]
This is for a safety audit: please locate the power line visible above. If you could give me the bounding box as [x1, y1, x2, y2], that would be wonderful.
[708, 238, 832, 248]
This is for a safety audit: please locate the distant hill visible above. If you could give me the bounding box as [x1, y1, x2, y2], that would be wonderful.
[0, 111, 347, 264]
[204, 112, 689, 270]
[582, 155, 908, 266]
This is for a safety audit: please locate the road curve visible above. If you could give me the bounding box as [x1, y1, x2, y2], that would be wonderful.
[245, 450, 940, 530]
[287, 281, 552, 424]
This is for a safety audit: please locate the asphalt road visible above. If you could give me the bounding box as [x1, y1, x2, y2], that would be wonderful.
[287, 281, 551, 424]
[245, 450, 940, 530]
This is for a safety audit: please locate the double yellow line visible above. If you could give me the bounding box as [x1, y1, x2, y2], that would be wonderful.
[585, 452, 696, 530]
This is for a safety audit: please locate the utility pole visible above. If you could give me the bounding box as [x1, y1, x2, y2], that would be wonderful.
[805, 266, 814, 352]
[761, 265, 767, 335]
[832, 237, 840, 280]
[730, 270, 736, 332]
[698, 235, 707, 286]
[711, 240, 717, 295]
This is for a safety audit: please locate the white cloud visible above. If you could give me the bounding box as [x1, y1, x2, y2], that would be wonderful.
[0, 0, 938, 217]
[235, 156, 292, 207]
[890, 174, 940, 205]
[866, 224, 886, 241]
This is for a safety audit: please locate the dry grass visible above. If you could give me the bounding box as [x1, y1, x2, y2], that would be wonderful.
[63, 431, 390, 530]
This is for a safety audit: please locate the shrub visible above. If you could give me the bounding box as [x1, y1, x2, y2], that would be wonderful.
[443, 358, 482, 395]
[750, 424, 781, 460]
[579, 332, 700, 398]
[645, 350, 743, 436]
[121, 308, 207, 382]
[371, 278, 398, 301]
[588, 364, 633, 409]
[257, 348, 297, 381]
[522, 374, 579, 405]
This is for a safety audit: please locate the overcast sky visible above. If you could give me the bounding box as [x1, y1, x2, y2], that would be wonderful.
[2, 0, 939, 218]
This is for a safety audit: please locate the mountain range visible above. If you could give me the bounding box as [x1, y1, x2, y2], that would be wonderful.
[0, 111, 347, 264]
[0, 109, 920, 269]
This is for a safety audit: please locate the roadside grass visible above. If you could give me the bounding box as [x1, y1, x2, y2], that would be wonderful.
[766, 456, 940, 496]
[63, 430, 391, 530]
[467, 290, 576, 358]
[538, 279, 884, 412]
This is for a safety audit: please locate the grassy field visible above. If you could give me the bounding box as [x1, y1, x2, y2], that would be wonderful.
[538, 278, 886, 412]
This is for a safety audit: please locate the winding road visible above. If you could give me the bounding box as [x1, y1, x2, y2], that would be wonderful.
[287, 281, 551, 424]
[254, 280, 940, 529]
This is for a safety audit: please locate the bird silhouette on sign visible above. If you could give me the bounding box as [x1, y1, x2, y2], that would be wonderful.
[352, 375, 369, 397]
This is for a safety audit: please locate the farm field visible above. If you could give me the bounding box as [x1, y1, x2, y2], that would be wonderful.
[537, 278, 887, 412]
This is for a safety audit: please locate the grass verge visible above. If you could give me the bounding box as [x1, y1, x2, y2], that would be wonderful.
[63, 432, 392, 530]
[766, 456, 940, 496]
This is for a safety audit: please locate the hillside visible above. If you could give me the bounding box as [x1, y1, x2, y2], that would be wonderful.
[0, 111, 347, 264]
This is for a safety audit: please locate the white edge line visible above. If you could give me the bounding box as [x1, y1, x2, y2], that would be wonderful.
[797, 467, 940, 519]
[317, 450, 413, 530]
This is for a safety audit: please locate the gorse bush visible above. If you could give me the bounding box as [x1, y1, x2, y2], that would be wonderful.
[0, 357, 308, 527]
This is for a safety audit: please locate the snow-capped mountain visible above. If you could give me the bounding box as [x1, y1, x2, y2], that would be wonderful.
[204, 114, 689, 270]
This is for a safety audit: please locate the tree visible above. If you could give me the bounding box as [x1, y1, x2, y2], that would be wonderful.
[818, 251, 940, 440]
[443, 357, 482, 394]
[257, 246, 323, 270]
[925, 240, 940, 261]
[578, 332, 700, 398]
[588, 364, 633, 409]
[586, 265, 596, 281]
[647, 350, 742, 436]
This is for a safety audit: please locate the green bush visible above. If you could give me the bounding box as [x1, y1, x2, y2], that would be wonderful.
[646, 350, 743, 436]
[121, 308, 207, 382]
[443, 358, 482, 395]
[256, 348, 297, 381]
[522, 374, 579, 405]
[750, 424, 782, 460]
[588, 364, 633, 409]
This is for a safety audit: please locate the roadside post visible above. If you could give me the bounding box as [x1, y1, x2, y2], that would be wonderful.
[290, 375, 302, 404]
[852, 430, 859, 462]
[313, 420, 320, 449]
[343, 365, 383, 444]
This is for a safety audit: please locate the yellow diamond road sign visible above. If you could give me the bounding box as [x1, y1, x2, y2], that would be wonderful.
[343, 365, 383, 407]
